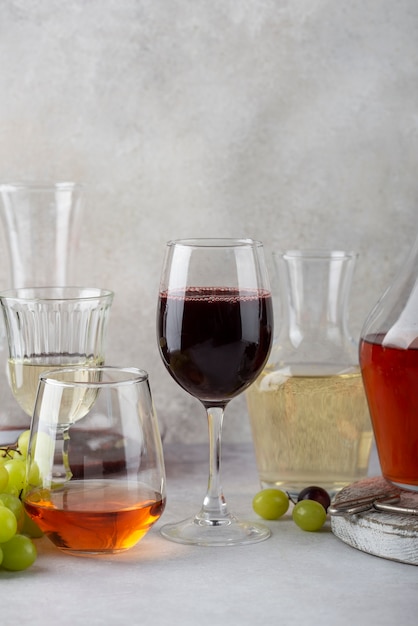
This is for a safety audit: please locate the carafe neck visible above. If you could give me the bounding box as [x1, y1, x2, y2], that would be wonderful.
[272, 250, 358, 369]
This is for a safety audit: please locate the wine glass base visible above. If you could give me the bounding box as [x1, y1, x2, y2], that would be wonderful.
[160, 513, 271, 547]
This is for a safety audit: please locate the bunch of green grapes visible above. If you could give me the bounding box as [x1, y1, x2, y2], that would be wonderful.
[0, 430, 40, 572]
[252, 485, 331, 532]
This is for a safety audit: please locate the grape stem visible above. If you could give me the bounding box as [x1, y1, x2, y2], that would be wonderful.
[0, 445, 22, 459]
[286, 492, 297, 505]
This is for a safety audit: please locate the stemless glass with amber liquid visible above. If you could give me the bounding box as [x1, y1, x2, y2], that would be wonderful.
[246, 250, 373, 498]
[23, 367, 166, 554]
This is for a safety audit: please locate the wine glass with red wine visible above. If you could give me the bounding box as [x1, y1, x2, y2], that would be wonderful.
[157, 238, 274, 546]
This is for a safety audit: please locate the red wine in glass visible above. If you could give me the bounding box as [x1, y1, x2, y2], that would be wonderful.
[157, 239, 274, 546]
[158, 286, 272, 403]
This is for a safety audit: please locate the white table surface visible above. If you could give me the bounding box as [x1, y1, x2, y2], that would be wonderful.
[1, 441, 417, 626]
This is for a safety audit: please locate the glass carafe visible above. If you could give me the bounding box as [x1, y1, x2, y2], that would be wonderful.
[246, 250, 373, 498]
[0, 182, 84, 288]
[0, 182, 84, 442]
[359, 234, 418, 492]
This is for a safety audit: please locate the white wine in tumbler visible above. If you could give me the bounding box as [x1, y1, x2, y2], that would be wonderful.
[8, 357, 104, 418]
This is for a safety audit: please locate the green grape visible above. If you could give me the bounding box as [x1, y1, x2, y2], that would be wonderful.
[4, 458, 26, 494]
[21, 511, 43, 538]
[292, 499, 327, 531]
[252, 488, 289, 520]
[0, 505, 18, 542]
[17, 430, 31, 458]
[0, 465, 9, 491]
[0, 493, 25, 531]
[0, 545, 3, 566]
[0, 534, 37, 571]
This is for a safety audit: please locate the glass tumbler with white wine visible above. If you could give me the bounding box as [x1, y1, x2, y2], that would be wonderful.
[0, 286, 113, 436]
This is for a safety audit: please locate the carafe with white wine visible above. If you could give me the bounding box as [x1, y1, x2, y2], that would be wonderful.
[246, 250, 373, 498]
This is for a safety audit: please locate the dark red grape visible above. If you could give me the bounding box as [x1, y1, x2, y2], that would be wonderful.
[297, 486, 331, 512]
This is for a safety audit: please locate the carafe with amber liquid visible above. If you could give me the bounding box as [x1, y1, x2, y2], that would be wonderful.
[359, 234, 418, 492]
[246, 250, 373, 497]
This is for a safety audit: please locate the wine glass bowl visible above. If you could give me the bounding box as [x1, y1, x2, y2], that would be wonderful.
[23, 366, 166, 555]
[157, 238, 274, 546]
[159, 285, 272, 403]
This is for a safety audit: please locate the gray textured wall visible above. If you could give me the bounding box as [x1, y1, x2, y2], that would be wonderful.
[0, 1, 417, 443]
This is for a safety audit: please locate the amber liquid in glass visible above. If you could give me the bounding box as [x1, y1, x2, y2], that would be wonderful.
[359, 334, 418, 489]
[24, 480, 166, 553]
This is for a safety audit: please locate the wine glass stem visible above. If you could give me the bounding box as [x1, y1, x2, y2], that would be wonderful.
[55, 426, 73, 482]
[200, 405, 228, 520]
